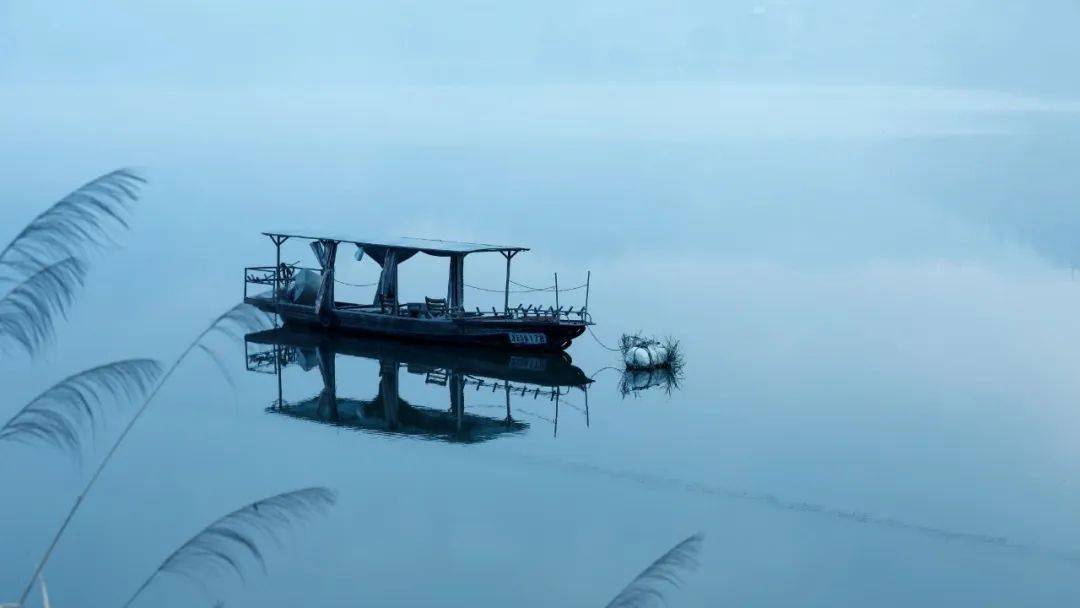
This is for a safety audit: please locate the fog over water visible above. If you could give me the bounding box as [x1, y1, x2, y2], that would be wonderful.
[3, 3, 1080, 607]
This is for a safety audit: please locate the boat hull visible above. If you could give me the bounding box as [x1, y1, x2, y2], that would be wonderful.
[247, 297, 587, 352]
[246, 327, 591, 387]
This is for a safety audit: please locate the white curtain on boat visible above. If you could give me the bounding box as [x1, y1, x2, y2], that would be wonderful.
[310, 239, 338, 323]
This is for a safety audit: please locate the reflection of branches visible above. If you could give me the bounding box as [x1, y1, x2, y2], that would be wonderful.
[16, 303, 275, 605]
[0, 169, 145, 356]
[605, 533, 704, 608]
[123, 487, 337, 607]
[618, 368, 681, 399]
[0, 359, 163, 458]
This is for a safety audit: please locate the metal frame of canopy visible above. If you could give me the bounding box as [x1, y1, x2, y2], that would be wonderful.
[253, 231, 589, 322]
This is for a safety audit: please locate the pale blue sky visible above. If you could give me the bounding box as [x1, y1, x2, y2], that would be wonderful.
[2, 2, 1078, 93]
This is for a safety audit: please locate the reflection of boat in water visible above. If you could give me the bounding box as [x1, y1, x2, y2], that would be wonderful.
[245, 328, 592, 443]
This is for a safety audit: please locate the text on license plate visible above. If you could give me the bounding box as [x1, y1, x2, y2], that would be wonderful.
[509, 332, 547, 345]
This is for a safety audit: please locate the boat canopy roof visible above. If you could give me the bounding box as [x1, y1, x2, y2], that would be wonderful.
[264, 230, 529, 256]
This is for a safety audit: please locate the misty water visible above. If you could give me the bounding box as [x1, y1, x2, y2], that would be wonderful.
[5, 6, 1080, 604]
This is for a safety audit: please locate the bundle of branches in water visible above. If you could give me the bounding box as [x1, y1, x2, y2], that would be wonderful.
[619, 333, 684, 373]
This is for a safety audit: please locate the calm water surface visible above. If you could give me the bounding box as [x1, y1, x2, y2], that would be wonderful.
[3, 103, 1080, 607]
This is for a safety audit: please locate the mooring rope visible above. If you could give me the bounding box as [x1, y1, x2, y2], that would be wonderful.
[588, 365, 623, 380]
[587, 326, 621, 352]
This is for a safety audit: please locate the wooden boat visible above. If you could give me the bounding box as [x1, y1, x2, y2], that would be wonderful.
[245, 327, 592, 442]
[244, 231, 592, 351]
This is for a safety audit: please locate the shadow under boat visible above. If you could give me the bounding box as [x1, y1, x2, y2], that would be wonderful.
[245, 328, 593, 443]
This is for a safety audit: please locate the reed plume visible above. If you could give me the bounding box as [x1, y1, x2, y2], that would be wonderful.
[0, 258, 88, 355]
[192, 303, 277, 390]
[122, 487, 337, 607]
[16, 303, 275, 606]
[0, 168, 145, 273]
[0, 359, 163, 458]
[0, 169, 145, 356]
[604, 533, 704, 608]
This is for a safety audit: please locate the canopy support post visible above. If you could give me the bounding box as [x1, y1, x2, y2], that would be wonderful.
[447, 254, 465, 313]
[554, 272, 559, 322]
[267, 235, 290, 308]
[502, 250, 519, 316]
[584, 270, 591, 322]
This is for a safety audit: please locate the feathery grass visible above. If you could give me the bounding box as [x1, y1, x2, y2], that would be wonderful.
[16, 303, 276, 606]
[193, 303, 278, 389]
[0, 257, 88, 355]
[123, 487, 337, 607]
[0, 359, 163, 458]
[0, 169, 145, 356]
[0, 168, 145, 275]
[604, 533, 704, 608]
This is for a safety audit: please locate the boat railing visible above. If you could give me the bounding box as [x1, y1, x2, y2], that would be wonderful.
[244, 266, 278, 300]
[461, 304, 591, 324]
[246, 264, 592, 324]
[244, 264, 322, 300]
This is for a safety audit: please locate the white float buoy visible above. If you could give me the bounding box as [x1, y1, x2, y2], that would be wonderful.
[619, 334, 682, 371]
[623, 343, 670, 369]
